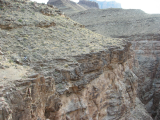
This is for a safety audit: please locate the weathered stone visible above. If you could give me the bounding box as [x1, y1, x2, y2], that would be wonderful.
[0, 51, 4, 55]
[28, 73, 39, 78]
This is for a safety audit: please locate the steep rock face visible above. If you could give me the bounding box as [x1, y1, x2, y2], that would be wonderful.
[78, 0, 99, 9]
[69, 9, 160, 119]
[129, 34, 160, 119]
[0, 42, 153, 120]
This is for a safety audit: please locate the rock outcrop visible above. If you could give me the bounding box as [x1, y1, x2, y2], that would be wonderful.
[0, 41, 153, 120]
[78, 0, 99, 9]
[69, 8, 160, 119]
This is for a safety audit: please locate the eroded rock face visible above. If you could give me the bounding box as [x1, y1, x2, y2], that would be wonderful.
[68, 9, 160, 119]
[56, 63, 138, 120]
[0, 42, 152, 120]
[129, 34, 160, 119]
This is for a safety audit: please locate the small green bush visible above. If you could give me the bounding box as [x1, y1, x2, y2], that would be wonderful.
[31, 2, 34, 5]
[18, 19, 22, 22]
[21, 8, 25, 12]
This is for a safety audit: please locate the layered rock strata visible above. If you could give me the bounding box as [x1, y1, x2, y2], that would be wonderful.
[0, 42, 153, 120]
[68, 9, 160, 119]
[129, 34, 160, 119]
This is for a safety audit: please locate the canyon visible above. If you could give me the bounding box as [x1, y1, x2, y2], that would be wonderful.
[68, 8, 160, 119]
[0, 0, 160, 120]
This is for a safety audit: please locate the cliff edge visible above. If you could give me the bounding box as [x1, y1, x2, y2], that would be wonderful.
[69, 8, 160, 119]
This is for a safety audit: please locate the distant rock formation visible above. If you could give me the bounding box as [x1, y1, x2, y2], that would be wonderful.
[78, 0, 99, 9]
[47, 0, 86, 14]
[89, 0, 121, 9]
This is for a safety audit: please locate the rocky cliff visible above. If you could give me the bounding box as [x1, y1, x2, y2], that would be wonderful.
[69, 8, 160, 119]
[0, 0, 158, 120]
[78, 0, 99, 9]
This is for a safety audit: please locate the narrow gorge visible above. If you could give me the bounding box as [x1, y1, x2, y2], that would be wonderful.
[0, 0, 160, 120]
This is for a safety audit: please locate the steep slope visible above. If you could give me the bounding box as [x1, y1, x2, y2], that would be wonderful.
[69, 9, 160, 37]
[0, 0, 153, 120]
[69, 8, 160, 119]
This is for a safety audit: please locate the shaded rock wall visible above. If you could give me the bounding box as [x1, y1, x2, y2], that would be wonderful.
[129, 34, 160, 119]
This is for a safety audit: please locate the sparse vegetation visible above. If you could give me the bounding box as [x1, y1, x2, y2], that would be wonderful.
[21, 8, 25, 12]
[18, 19, 22, 22]
[0, 6, 3, 10]
[0, 0, 125, 82]
[30, 2, 34, 5]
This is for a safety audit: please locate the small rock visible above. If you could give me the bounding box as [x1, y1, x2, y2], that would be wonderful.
[15, 59, 22, 65]
[17, 38, 23, 41]
[28, 73, 39, 78]
[0, 93, 3, 97]
[0, 65, 5, 69]
[0, 51, 4, 55]
[4, 66, 9, 68]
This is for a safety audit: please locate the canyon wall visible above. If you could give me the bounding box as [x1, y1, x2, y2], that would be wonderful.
[129, 34, 160, 119]
[0, 42, 153, 120]
[69, 9, 160, 119]
[0, 0, 159, 120]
